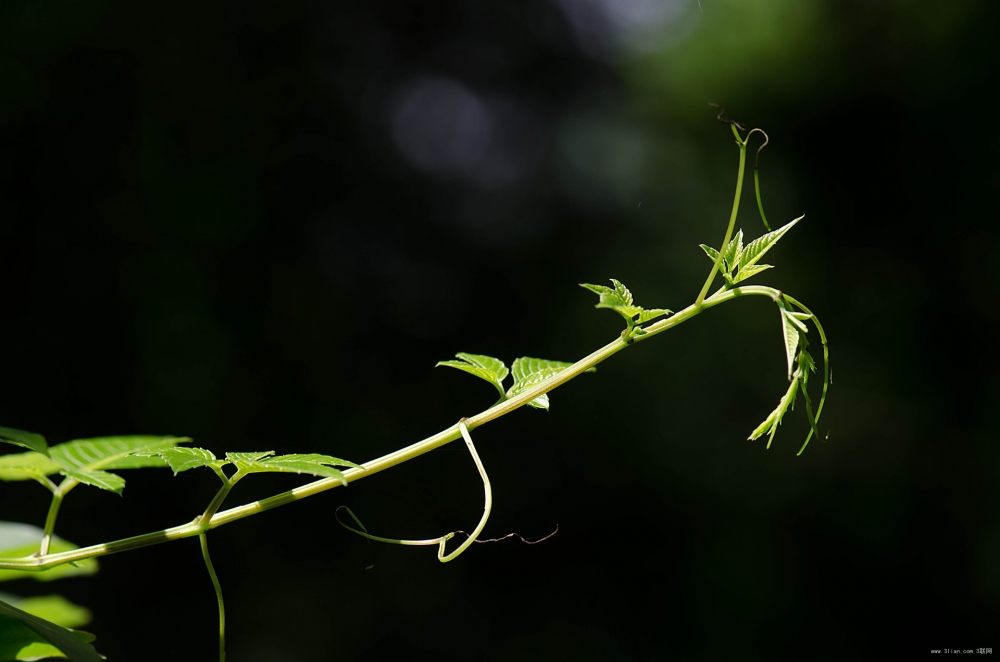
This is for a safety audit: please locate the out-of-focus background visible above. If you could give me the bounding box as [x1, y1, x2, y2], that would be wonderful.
[1, 0, 997, 659]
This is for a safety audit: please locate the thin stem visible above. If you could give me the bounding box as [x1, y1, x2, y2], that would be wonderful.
[0, 285, 783, 573]
[38, 478, 78, 556]
[199, 534, 225, 662]
[439, 421, 491, 562]
[695, 124, 747, 307]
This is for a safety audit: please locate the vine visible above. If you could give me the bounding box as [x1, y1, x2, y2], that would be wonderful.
[0, 122, 830, 661]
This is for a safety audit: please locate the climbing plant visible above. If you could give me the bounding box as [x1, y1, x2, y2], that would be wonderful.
[0, 120, 829, 661]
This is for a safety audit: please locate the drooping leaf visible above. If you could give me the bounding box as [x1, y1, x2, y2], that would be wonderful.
[0, 597, 100, 662]
[133, 447, 219, 474]
[59, 469, 126, 495]
[0, 453, 62, 483]
[777, 300, 801, 380]
[731, 263, 773, 284]
[748, 375, 800, 449]
[226, 452, 357, 485]
[723, 229, 743, 273]
[0, 427, 48, 457]
[48, 436, 191, 494]
[736, 215, 803, 272]
[699, 244, 721, 263]
[0, 523, 98, 583]
[436, 353, 508, 397]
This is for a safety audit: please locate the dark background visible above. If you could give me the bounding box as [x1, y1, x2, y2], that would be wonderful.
[2, 0, 997, 660]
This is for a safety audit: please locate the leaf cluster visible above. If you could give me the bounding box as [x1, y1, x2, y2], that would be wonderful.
[578, 279, 671, 340]
[436, 353, 594, 410]
[699, 216, 803, 288]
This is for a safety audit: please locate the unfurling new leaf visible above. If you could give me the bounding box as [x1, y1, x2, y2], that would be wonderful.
[699, 215, 803, 286]
[579, 279, 672, 336]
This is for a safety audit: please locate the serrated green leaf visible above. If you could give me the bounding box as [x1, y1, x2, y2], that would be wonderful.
[778, 300, 800, 380]
[723, 229, 743, 273]
[0, 453, 62, 482]
[609, 279, 633, 306]
[47, 436, 191, 494]
[134, 447, 218, 474]
[731, 263, 773, 284]
[226, 452, 355, 485]
[637, 308, 671, 324]
[580, 282, 629, 310]
[736, 215, 803, 272]
[699, 244, 721, 263]
[60, 469, 126, 495]
[507, 357, 593, 410]
[0, 597, 101, 662]
[0, 427, 48, 457]
[436, 353, 508, 396]
[0, 523, 98, 583]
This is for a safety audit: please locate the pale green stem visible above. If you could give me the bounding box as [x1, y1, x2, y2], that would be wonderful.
[199, 534, 225, 662]
[37, 478, 78, 556]
[334, 421, 492, 562]
[0, 285, 782, 573]
[695, 124, 747, 307]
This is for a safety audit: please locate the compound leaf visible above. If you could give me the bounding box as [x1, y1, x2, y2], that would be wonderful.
[133, 447, 219, 474]
[736, 215, 803, 272]
[0, 427, 48, 457]
[610, 279, 633, 306]
[48, 436, 191, 495]
[507, 357, 593, 410]
[436, 353, 508, 396]
[699, 244, 721, 263]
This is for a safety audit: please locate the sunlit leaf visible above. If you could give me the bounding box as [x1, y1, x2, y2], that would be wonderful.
[610, 279, 633, 306]
[436, 353, 508, 396]
[0, 523, 98, 583]
[48, 436, 191, 494]
[506, 357, 593, 410]
[580, 282, 629, 309]
[736, 215, 803, 272]
[731, 263, 773, 284]
[0, 597, 100, 662]
[0, 427, 48, 457]
[0, 453, 62, 483]
[748, 375, 799, 448]
[637, 308, 671, 324]
[59, 469, 125, 495]
[778, 300, 801, 380]
[699, 244, 721, 263]
[133, 447, 219, 475]
[226, 452, 357, 485]
[723, 229, 743, 273]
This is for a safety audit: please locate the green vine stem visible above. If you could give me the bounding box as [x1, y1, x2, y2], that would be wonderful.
[37, 477, 79, 556]
[335, 420, 492, 562]
[199, 533, 226, 662]
[0, 283, 792, 573]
